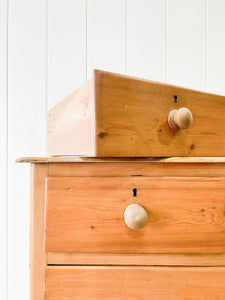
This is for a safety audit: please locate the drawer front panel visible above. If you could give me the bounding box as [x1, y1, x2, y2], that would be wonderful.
[96, 70, 225, 157]
[45, 176, 225, 253]
[45, 266, 225, 300]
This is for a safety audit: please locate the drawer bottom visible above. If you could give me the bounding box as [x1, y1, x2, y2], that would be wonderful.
[45, 266, 225, 300]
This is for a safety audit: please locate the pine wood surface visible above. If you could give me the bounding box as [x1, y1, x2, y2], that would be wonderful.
[16, 156, 225, 163]
[28, 161, 225, 299]
[45, 176, 225, 253]
[30, 164, 48, 300]
[45, 266, 225, 300]
[96, 71, 225, 157]
[48, 70, 225, 157]
[47, 252, 225, 266]
[47, 162, 225, 178]
[48, 79, 94, 156]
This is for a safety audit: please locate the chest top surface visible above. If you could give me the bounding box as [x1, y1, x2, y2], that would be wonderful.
[16, 156, 225, 164]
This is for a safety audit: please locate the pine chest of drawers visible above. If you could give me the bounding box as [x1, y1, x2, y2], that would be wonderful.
[18, 157, 225, 300]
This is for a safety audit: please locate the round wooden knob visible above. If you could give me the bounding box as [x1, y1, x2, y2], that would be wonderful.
[124, 204, 148, 230]
[168, 107, 193, 130]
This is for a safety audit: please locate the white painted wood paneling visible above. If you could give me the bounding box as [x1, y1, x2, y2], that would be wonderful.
[8, 0, 46, 299]
[167, 0, 206, 90]
[87, 0, 126, 79]
[47, 0, 86, 109]
[127, 0, 166, 82]
[207, 0, 225, 95]
[0, 0, 8, 299]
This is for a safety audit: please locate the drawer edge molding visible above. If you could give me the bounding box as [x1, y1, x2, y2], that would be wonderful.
[47, 252, 225, 266]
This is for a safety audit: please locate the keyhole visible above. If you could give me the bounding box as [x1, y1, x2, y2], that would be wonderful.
[174, 95, 178, 103]
[133, 188, 137, 197]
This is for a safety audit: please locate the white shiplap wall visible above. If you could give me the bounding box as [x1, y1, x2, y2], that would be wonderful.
[1, 1, 225, 299]
[87, 0, 126, 78]
[8, 1, 46, 299]
[0, 0, 8, 299]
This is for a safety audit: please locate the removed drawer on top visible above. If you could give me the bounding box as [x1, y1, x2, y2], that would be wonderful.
[48, 70, 225, 157]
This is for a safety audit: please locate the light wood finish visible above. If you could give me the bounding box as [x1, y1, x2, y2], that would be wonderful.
[26, 160, 225, 299]
[48, 162, 225, 178]
[30, 164, 48, 300]
[168, 107, 193, 130]
[45, 266, 225, 300]
[45, 176, 225, 253]
[16, 156, 225, 163]
[48, 252, 225, 266]
[124, 203, 148, 229]
[48, 69, 225, 157]
[48, 79, 95, 156]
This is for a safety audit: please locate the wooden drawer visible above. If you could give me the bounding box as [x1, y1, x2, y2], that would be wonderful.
[45, 266, 225, 300]
[45, 176, 225, 253]
[48, 70, 225, 157]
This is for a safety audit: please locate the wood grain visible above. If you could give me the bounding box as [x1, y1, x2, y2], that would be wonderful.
[48, 79, 95, 156]
[95, 70, 225, 156]
[48, 252, 225, 266]
[45, 266, 225, 300]
[47, 162, 225, 178]
[16, 156, 225, 163]
[48, 69, 225, 157]
[30, 164, 48, 300]
[45, 176, 225, 253]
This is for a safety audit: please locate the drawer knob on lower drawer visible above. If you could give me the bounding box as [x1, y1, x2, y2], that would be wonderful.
[168, 107, 193, 130]
[124, 204, 148, 230]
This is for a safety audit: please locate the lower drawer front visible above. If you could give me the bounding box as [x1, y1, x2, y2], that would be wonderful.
[45, 266, 225, 300]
